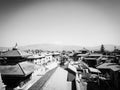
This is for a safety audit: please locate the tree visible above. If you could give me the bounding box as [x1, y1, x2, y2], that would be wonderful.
[100, 44, 105, 53]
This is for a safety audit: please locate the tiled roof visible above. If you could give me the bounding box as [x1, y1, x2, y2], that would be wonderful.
[0, 49, 31, 57]
[0, 61, 35, 76]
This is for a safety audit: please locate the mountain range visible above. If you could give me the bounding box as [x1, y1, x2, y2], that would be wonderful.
[0, 44, 120, 51]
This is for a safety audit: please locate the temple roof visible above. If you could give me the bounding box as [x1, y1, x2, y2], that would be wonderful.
[0, 61, 35, 76]
[0, 49, 31, 57]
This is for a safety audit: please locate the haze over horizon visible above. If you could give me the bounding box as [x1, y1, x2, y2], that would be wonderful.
[0, 0, 120, 47]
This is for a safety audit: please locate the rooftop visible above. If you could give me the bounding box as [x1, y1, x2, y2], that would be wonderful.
[88, 54, 103, 57]
[97, 63, 120, 71]
[0, 48, 32, 58]
[0, 61, 36, 76]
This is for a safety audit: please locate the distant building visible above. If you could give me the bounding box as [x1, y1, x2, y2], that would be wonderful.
[72, 48, 90, 61]
[79, 48, 89, 54]
[27, 54, 45, 65]
[112, 48, 120, 55]
[45, 53, 53, 63]
[52, 52, 60, 62]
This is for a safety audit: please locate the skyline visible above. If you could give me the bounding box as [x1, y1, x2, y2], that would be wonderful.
[0, 0, 120, 47]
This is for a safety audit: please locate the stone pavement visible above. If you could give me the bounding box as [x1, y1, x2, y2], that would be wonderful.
[28, 67, 57, 90]
[42, 67, 71, 90]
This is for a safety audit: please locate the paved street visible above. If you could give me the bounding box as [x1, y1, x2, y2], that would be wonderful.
[28, 67, 57, 90]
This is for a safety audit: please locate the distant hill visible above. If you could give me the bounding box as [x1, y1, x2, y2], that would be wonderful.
[86, 44, 120, 51]
[0, 44, 120, 51]
[18, 44, 83, 51]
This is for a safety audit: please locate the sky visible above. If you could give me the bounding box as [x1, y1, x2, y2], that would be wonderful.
[0, 0, 120, 47]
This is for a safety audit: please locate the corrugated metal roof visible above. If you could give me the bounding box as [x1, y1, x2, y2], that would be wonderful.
[0, 61, 35, 76]
[27, 55, 45, 59]
[89, 54, 103, 56]
[77, 53, 89, 57]
[97, 63, 120, 71]
[84, 58, 97, 60]
[73, 61, 89, 69]
[89, 67, 101, 73]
